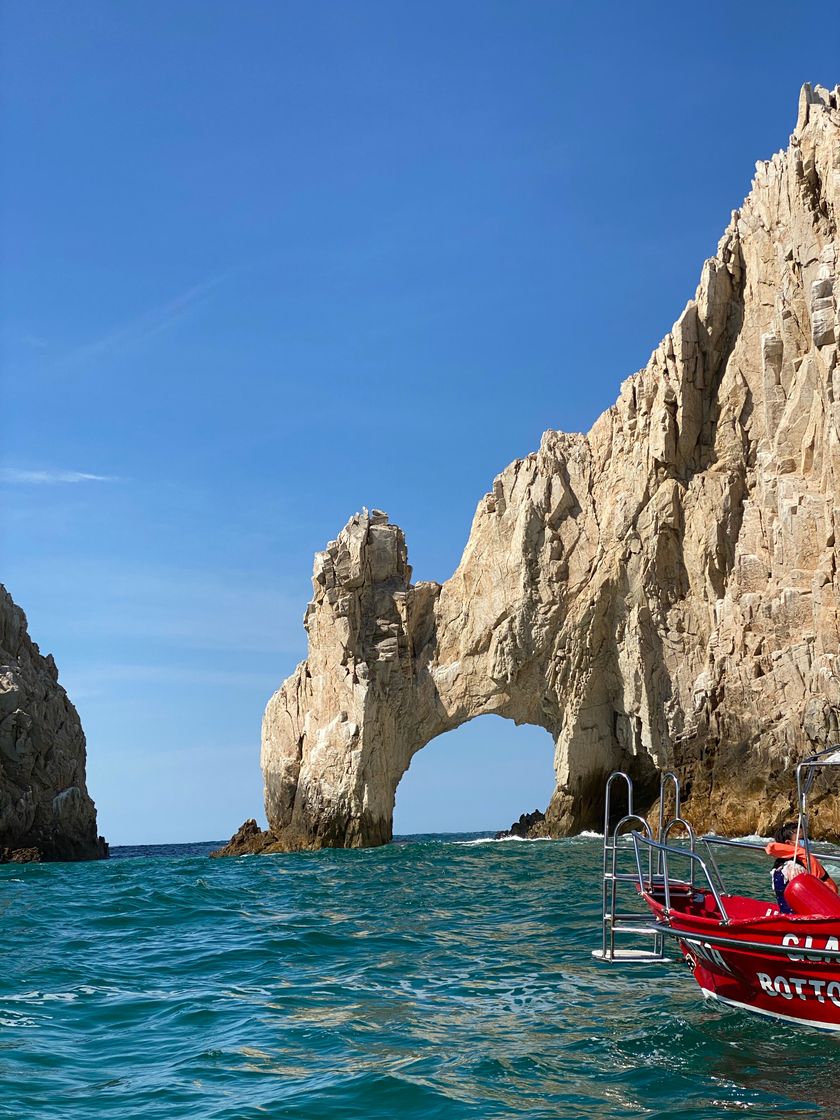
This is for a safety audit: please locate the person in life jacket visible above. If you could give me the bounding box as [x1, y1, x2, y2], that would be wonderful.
[766, 822, 838, 913]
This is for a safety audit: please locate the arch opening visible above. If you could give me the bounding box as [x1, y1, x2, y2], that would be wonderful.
[392, 714, 556, 837]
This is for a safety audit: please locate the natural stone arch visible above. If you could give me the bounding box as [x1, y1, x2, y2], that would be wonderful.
[217, 86, 840, 857]
[261, 496, 665, 851]
[393, 713, 558, 834]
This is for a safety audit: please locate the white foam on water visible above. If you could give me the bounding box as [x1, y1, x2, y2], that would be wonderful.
[2, 990, 82, 1004]
[0, 1014, 37, 1028]
[577, 830, 604, 839]
[453, 835, 554, 846]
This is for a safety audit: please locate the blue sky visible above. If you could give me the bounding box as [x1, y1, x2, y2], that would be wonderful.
[2, 2, 838, 844]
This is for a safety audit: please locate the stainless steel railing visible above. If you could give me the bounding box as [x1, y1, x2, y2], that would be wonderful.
[596, 770, 679, 963]
[631, 832, 730, 924]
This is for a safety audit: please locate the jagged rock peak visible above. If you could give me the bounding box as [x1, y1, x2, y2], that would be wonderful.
[217, 84, 840, 854]
[0, 585, 107, 861]
[795, 83, 840, 135]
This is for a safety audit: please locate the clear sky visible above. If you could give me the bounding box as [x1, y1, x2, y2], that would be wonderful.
[1, 2, 838, 844]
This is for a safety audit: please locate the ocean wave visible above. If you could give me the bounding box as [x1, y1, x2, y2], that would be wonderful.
[0, 835, 824, 1119]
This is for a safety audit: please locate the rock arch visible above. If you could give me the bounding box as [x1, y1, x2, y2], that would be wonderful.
[261, 494, 665, 851]
[393, 713, 560, 835]
[221, 86, 840, 855]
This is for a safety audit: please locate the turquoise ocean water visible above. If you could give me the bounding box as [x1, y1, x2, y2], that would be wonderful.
[2, 834, 838, 1119]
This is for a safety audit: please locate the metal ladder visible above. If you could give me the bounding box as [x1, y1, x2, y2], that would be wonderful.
[591, 770, 682, 964]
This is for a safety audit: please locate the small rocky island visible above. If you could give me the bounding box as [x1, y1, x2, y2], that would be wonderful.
[218, 84, 840, 856]
[0, 585, 107, 862]
[496, 811, 547, 840]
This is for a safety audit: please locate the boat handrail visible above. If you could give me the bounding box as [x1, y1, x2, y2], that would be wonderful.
[650, 922, 840, 959]
[657, 771, 681, 842]
[613, 813, 652, 837]
[603, 771, 634, 839]
[632, 832, 730, 925]
[798, 743, 840, 768]
[662, 817, 696, 847]
[700, 833, 840, 859]
[661, 818, 697, 888]
[700, 835, 767, 852]
[612, 813, 654, 878]
[699, 834, 765, 893]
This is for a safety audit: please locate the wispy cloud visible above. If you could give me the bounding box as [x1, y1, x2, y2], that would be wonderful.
[58, 272, 228, 372]
[0, 468, 117, 485]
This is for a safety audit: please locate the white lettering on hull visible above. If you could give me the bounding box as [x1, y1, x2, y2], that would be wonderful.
[782, 934, 840, 963]
[757, 972, 840, 1005]
[684, 939, 735, 975]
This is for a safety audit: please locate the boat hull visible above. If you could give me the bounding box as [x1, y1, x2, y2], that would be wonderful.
[644, 891, 840, 1031]
[675, 931, 840, 1031]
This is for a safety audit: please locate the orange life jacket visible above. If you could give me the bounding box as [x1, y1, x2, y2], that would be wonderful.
[765, 841, 838, 893]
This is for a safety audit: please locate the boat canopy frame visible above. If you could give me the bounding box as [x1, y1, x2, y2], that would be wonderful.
[792, 744, 840, 870]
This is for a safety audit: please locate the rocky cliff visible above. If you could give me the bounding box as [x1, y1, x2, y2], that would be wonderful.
[0, 585, 107, 861]
[221, 83, 840, 855]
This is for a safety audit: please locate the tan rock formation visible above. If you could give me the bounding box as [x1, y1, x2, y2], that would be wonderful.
[234, 84, 840, 853]
[0, 585, 107, 861]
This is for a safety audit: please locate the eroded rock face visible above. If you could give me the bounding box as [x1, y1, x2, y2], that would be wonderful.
[0, 585, 107, 861]
[253, 84, 840, 849]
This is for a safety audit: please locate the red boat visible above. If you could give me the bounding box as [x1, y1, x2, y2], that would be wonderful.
[593, 748, 840, 1031]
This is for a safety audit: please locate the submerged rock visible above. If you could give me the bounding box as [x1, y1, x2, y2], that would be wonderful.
[0, 585, 107, 861]
[218, 84, 840, 855]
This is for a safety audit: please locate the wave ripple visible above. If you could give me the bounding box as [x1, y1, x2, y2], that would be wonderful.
[0, 837, 834, 1118]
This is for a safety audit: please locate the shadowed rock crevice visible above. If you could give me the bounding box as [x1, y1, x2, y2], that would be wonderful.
[216, 84, 840, 855]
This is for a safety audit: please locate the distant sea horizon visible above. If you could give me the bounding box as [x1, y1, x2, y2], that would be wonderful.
[107, 831, 518, 859]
